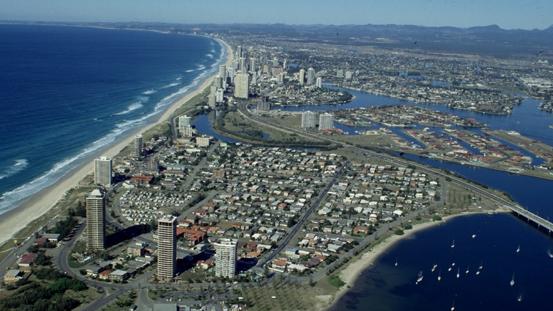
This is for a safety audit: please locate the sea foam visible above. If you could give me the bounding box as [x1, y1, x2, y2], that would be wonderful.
[0, 159, 29, 181]
[113, 96, 149, 116]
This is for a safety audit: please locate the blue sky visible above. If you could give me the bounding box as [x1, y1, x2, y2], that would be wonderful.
[0, 0, 551, 30]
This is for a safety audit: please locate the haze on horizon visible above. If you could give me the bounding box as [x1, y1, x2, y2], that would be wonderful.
[0, 0, 551, 30]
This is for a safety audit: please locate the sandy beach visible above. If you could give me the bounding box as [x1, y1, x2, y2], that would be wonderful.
[328, 211, 505, 309]
[0, 37, 233, 245]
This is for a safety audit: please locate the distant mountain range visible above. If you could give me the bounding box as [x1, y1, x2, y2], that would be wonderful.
[3, 20, 553, 58]
[191, 23, 553, 58]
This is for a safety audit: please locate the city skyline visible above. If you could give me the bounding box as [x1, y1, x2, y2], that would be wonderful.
[0, 0, 552, 30]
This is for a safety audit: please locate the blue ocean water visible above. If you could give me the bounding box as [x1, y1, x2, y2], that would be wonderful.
[331, 214, 553, 311]
[0, 24, 223, 214]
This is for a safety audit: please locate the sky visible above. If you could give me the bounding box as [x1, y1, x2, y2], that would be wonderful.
[0, 0, 551, 30]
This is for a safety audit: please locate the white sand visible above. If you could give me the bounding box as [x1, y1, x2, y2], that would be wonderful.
[0, 38, 233, 245]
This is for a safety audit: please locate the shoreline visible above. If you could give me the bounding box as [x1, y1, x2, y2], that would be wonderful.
[0, 35, 233, 245]
[327, 210, 505, 309]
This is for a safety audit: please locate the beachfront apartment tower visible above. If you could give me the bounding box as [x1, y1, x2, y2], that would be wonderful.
[318, 113, 334, 131]
[299, 68, 305, 86]
[301, 111, 318, 129]
[316, 77, 323, 88]
[214, 238, 237, 279]
[86, 189, 106, 251]
[178, 115, 193, 138]
[234, 72, 249, 99]
[307, 67, 316, 86]
[157, 215, 177, 281]
[218, 64, 227, 81]
[94, 156, 112, 187]
[134, 134, 143, 158]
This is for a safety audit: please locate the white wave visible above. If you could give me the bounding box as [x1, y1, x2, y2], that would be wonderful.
[142, 89, 157, 95]
[113, 96, 148, 116]
[0, 38, 227, 215]
[176, 76, 183, 81]
[0, 159, 29, 180]
[185, 69, 195, 73]
[206, 53, 214, 59]
[161, 82, 180, 89]
[197, 64, 206, 71]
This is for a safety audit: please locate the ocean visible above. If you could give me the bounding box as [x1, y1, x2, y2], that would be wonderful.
[0, 24, 223, 215]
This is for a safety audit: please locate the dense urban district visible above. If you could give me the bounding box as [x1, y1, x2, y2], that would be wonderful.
[1, 22, 553, 311]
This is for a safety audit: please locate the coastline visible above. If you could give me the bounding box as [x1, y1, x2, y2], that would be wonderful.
[0, 36, 233, 245]
[327, 210, 505, 309]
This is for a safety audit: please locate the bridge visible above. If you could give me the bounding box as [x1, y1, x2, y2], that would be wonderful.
[509, 204, 553, 234]
[238, 103, 553, 236]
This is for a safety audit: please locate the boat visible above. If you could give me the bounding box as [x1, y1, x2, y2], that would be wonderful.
[547, 249, 553, 258]
[456, 268, 460, 278]
[510, 274, 516, 287]
[465, 267, 470, 274]
[416, 271, 424, 284]
[517, 294, 523, 302]
[451, 262, 456, 267]
[431, 264, 438, 272]
[471, 234, 477, 239]
[450, 302, 456, 311]
[475, 270, 481, 275]
[437, 272, 442, 281]
[516, 245, 521, 253]
[448, 267, 452, 272]
[451, 240, 455, 248]
[394, 258, 398, 267]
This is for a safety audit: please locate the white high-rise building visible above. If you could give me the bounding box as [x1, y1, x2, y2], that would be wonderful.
[178, 115, 194, 138]
[216, 88, 225, 103]
[298, 69, 305, 86]
[236, 45, 243, 59]
[178, 115, 191, 130]
[345, 70, 353, 81]
[218, 65, 226, 80]
[316, 77, 323, 88]
[94, 156, 112, 186]
[157, 215, 177, 281]
[208, 92, 216, 108]
[307, 67, 316, 85]
[249, 57, 257, 73]
[239, 57, 247, 72]
[318, 113, 334, 131]
[234, 72, 249, 99]
[134, 134, 143, 158]
[214, 238, 237, 279]
[86, 189, 105, 251]
[301, 111, 318, 129]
